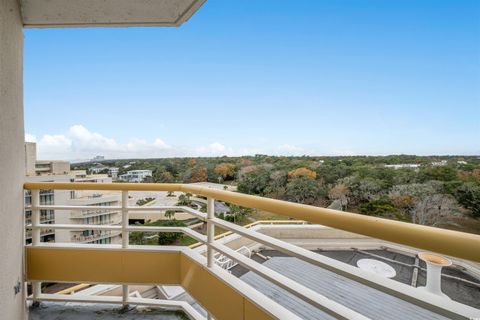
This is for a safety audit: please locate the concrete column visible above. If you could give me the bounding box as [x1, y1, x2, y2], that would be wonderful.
[0, 0, 26, 319]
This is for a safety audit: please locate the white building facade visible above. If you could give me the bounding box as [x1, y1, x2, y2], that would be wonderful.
[119, 170, 152, 182]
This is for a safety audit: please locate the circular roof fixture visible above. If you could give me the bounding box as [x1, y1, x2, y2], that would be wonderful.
[357, 258, 396, 278]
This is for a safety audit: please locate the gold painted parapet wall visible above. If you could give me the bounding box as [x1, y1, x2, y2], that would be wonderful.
[25, 245, 276, 320]
[24, 182, 480, 262]
[26, 246, 181, 284]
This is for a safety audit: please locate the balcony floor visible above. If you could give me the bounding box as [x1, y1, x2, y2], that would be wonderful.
[29, 302, 187, 320]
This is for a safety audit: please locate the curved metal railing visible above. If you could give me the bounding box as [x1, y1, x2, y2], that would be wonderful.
[23, 182, 480, 319]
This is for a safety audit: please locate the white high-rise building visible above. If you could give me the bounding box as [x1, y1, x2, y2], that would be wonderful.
[25, 143, 122, 245]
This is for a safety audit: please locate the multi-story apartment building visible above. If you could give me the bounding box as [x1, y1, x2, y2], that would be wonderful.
[24, 143, 71, 244]
[56, 172, 122, 245]
[119, 169, 152, 182]
[25, 142, 70, 176]
[25, 144, 122, 245]
[34, 160, 70, 175]
[24, 176, 71, 244]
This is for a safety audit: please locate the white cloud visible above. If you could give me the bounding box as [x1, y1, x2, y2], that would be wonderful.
[30, 125, 321, 160]
[32, 125, 174, 160]
[69, 125, 117, 151]
[25, 133, 37, 143]
[33, 125, 239, 160]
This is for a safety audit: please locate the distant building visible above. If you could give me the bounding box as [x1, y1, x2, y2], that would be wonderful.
[91, 155, 105, 162]
[34, 160, 70, 175]
[108, 167, 119, 178]
[431, 160, 448, 167]
[25, 142, 70, 175]
[119, 170, 152, 183]
[89, 163, 107, 174]
[457, 160, 468, 165]
[384, 164, 421, 169]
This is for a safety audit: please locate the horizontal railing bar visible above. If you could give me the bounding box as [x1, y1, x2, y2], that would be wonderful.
[29, 205, 206, 220]
[29, 224, 121, 231]
[189, 220, 273, 249]
[182, 228, 207, 243]
[210, 217, 477, 319]
[126, 226, 186, 233]
[126, 226, 207, 243]
[127, 205, 183, 211]
[31, 205, 122, 210]
[28, 294, 205, 320]
[211, 242, 369, 320]
[28, 224, 207, 243]
[23, 182, 480, 262]
[24, 182, 183, 191]
[29, 243, 185, 252]
[127, 205, 206, 220]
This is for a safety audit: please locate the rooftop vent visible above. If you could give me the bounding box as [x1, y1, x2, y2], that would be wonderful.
[418, 252, 452, 299]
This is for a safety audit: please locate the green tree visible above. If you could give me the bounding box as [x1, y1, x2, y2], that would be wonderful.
[286, 176, 325, 204]
[237, 168, 271, 195]
[227, 204, 253, 223]
[419, 166, 457, 182]
[130, 220, 186, 245]
[455, 182, 480, 218]
[164, 210, 176, 220]
[177, 193, 192, 206]
[359, 197, 398, 218]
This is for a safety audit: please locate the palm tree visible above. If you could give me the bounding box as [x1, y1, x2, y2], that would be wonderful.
[165, 210, 176, 220]
[177, 193, 191, 206]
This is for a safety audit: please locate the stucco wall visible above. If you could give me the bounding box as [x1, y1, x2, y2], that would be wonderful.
[0, 0, 26, 318]
[25, 142, 37, 176]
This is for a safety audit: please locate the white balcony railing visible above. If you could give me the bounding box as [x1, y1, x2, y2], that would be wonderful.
[24, 182, 480, 320]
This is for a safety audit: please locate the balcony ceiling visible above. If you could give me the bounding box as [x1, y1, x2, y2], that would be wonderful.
[20, 0, 205, 28]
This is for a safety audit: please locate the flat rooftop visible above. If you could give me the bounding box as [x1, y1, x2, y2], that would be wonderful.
[231, 249, 480, 319]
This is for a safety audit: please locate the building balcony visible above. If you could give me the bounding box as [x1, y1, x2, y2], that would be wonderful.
[71, 230, 121, 243]
[25, 228, 55, 240]
[69, 208, 120, 219]
[24, 182, 480, 320]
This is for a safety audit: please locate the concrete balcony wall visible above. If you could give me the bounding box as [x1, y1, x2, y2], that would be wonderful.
[0, 0, 25, 318]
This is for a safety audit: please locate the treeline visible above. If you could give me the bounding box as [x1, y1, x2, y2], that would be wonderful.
[76, 155, 480, 229]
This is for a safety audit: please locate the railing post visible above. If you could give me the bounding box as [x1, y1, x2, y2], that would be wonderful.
[121, 190, 129, 307]
[207, 197, 215, 268]
[31, 189, 41, 305]
[206, 197, 215, 320]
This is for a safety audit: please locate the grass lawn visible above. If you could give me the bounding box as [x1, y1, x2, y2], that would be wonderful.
[247, 209, 290, 222]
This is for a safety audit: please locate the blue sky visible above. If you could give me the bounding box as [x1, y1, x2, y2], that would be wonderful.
[24, 0, 480, 160]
